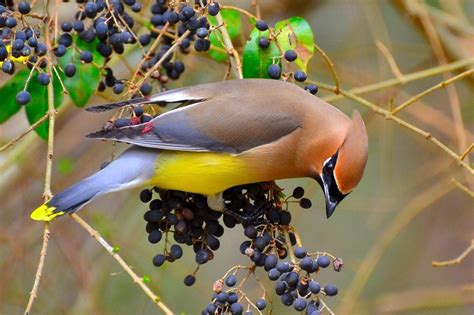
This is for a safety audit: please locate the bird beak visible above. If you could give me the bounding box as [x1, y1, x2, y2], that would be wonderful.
[315, 173, 346, 219]
[322, 181, 339, 218]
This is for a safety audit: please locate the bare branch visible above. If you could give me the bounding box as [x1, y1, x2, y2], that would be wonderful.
[391, 68, 474, 115]
[313, 43, 340, 94]
[323, 57, 474, 103]
[375, 40, 405, 82]
[70, 213, 174, 315]
[451, 178, 474, 198]
[0, 113, 49, 153]
[432, 240, 474, 267]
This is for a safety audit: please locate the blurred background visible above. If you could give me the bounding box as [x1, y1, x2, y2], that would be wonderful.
[1, 0, 473, 314]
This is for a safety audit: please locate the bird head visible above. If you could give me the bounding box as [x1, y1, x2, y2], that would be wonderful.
[313, 110, 368, 218]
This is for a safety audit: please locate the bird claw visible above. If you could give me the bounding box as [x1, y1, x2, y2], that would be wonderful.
[223, 203, 271, 225]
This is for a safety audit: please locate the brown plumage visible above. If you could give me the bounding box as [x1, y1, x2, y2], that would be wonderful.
[86, 79, 368, 217]
[31, 79, 368, 222]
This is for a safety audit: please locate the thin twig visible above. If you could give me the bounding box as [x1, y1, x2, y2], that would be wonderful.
[450, 178, 474, 198]
[25, 17, 57, 313]
[69, 213, 173, 315]
[322, 57, 474, 103]
[460, 144, 473, 161]
[215, 12, 243, 79]
[251, 0, 261, 20]
[0, 113, 49, 152]
[310, 80, 474, 175]
[313, 43, 340, 93]
[129, 22, 170, 86]
[134, 30, 191, 89]
[24, 224, 50, 315]
[391, 68, 474, 114]
[375, 40, 405, 82]
[221, 5, 258, 20]
[413, 0, 472, 188]
[432, 240, 474, 267]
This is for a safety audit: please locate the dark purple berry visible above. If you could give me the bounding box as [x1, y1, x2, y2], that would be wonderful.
[317, 255, 331, 268]
[284, 49, 297, 62]
[256, 20, 268, 31]
[152, 254, 166, 267]
[324, 284, 338, 296]
[184, 274, 196, 286]
[18, 2, 31, 14]
[267, 64, 281, 79]
[16, 91, 31, 105]
[225, 274, 237, 287]
[294, 70, 307, 82]
[64, 64, 76, 77]
[37, 73, 50, 86]
[207, 2, 219, 16]
[305, 84, 318, 95]
[80, 50, 93, 63]
[299, 198, 312, 209]
[258, 37, 270, 49]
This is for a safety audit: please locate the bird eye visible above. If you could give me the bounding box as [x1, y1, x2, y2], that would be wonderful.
[323, 163, 332, 175]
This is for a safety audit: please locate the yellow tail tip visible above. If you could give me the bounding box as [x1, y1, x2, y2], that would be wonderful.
[30, 204, 64, 222]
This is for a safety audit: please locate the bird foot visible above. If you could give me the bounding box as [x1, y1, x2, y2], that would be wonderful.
[223, 203, 270, 225]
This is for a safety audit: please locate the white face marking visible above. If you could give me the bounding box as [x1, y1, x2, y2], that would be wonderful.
[322, 155, 342, 192]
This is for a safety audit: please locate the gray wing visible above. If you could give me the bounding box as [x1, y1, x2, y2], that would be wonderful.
[87, 80, 303, 154]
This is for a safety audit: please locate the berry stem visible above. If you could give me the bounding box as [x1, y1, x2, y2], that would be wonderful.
[284, 230, 297, 264]
[129, 22, 170, 87]
[214, 11, 243, 79]
[134, 29, 192, 90]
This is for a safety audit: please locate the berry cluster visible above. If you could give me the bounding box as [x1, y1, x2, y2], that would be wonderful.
[141, 187, 226, 280]
[251, 19, 318, 95]
[139, 182, 342, 314]
[1, 2, 45, 76]
[3, 0, 225, 106]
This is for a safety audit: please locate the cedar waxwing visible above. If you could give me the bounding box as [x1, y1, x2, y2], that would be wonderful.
[31, 79, 368, 221]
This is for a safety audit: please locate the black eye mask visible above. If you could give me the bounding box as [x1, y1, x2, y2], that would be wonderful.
[321, 152, 347, 217]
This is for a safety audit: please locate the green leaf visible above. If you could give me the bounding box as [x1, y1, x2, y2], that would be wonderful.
[242, 28, 281, 78]
[24, 70, 63, 139]
[58, 36, 105, 107]
[0, 70, 29, 124]
[57, 157, 74, 175]
[275, 17, 315, 71]
[208, 9, 241, 63]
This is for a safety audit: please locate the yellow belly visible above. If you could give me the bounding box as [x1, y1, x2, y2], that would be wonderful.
[147, 151, 261, 195]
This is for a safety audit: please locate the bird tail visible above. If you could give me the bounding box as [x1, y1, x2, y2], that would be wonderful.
[30, 146, 158, 221]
